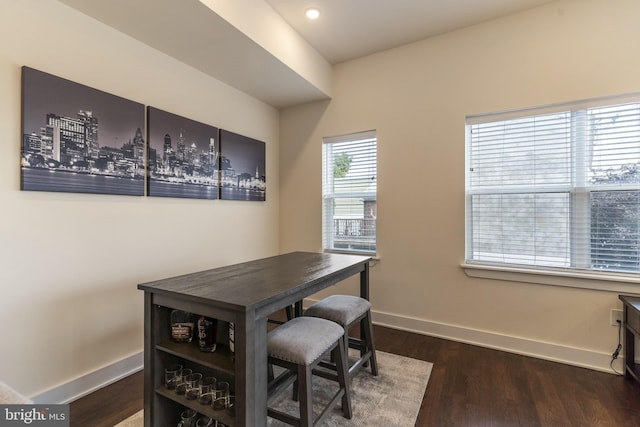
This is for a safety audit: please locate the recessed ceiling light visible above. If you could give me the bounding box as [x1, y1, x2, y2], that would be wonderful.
[305, 7, 320, 20]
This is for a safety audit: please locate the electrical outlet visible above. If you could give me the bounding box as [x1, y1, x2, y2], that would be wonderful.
[611, 309, 623, 326]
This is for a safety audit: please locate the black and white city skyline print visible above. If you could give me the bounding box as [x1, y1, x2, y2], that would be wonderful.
[21, 67, 145, 196]
[147, 107, 220, 199]
[20, 66, 266, 202]
[220, 129, 266, 201]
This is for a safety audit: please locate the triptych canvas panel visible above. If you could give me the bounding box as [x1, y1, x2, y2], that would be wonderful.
[20, 67, 266, 201]
[21, 67, 145, 196]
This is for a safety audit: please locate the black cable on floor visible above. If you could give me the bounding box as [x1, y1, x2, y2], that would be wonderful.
[610, 319, 623, 375]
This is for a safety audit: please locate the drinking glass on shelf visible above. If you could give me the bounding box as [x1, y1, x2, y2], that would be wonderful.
[175, 368, 193, 395]
[184, 372, 203, 401]
[195, 416, 215, 427]
[226, 395, 236, 417]
[164, 364, 182, 390]
[211, 381, 230, 410]
[199, 376, 216, 405]
[177, 409, 197, 427]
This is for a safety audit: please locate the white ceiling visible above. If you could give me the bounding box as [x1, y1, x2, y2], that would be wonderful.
[266, 0, 556, 64]
[60, 0, 556, 108]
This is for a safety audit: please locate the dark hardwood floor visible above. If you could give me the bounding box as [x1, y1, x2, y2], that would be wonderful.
[69, 369, 143, 427]
[70, 323, 640, 426]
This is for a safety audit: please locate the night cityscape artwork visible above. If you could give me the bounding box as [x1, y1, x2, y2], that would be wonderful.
[219, 129, 266, 201]
[21, 67, 145, 196]
[147, 107, 220, 199]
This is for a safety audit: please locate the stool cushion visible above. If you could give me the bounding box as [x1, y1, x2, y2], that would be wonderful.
[305, 295, 371, 326]
[268, 317, 344, 365]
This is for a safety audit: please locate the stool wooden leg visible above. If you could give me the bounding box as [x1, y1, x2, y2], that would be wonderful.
[284, 302, 303, 320]
[363, 311, 378, 376]
[298, 364, 313, 427]
[334, 340, 352, 419]
[294, 300, 303, 317]
[285, 305, 294, 320]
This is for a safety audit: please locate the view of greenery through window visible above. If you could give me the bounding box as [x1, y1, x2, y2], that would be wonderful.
[466, 100, 640, 274]
[590, 183, 640, 272]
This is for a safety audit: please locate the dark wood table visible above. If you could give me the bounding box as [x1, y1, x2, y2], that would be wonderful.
[138, 251, 371, 427]
[619, 295, 640, 387]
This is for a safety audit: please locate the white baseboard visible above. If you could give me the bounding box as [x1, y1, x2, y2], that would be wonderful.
[303, 297, 620, 374]
[29, 302, 622, 404]
[31, 352, 143, 404]
[370, 308, 622, 374]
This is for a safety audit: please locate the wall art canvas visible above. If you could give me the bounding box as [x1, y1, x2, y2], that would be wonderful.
[147, 107, 220, 199]
[219, 129, 266, 201]
[21, 66, 145, 196]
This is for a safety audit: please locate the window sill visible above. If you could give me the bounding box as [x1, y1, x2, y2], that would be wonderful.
[325, 249, 376, 257]
[461, 263, 640, 294]
[324, 249, 380, 264]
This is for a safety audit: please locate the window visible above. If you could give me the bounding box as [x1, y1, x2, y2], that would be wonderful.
[466, 95, 640, 275]
[323, 130, 377, 255]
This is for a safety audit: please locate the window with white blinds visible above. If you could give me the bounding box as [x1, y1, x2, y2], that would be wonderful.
[322, 130, 377, 255]
[466, 95, 640, 274]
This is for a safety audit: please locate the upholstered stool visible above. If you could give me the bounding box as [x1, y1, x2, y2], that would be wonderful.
[267, 316, 352, 427]
[304, 295, 378, 378]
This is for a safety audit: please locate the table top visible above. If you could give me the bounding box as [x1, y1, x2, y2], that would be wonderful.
[620, 294, 640, 311]
[138, 251, 371, 313]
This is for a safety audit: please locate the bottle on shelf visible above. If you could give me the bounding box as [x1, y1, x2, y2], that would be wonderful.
[229, 322, 235, 358]
[197, 315, 218, 352]
[170, 310, 195, 343]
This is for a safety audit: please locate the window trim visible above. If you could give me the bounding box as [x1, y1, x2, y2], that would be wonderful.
[465, 92, 640, 281]
[466, 92, 640, 125]
[322, 130, 377, 257]
[461, 262, 640, 294]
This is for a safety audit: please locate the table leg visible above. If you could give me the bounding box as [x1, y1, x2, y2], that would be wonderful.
[360, 262, 370, 361]
[236, 314, 268, 426]
[360, 262, 370, 300]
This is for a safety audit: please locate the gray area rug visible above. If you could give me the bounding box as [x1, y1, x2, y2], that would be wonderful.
[115, 410, 142, 427]
[268, 350, 432, 426]
[115, 351, 432, 427]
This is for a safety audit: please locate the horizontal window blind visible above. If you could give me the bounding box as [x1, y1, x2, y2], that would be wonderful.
[322, 130, 377, 254]
[466, 95, 640, 274]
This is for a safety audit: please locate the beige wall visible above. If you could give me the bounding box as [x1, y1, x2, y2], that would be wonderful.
[2, 0, 639, 402]
[0, 0, 279, 398]
[280, 0, 640, 371]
